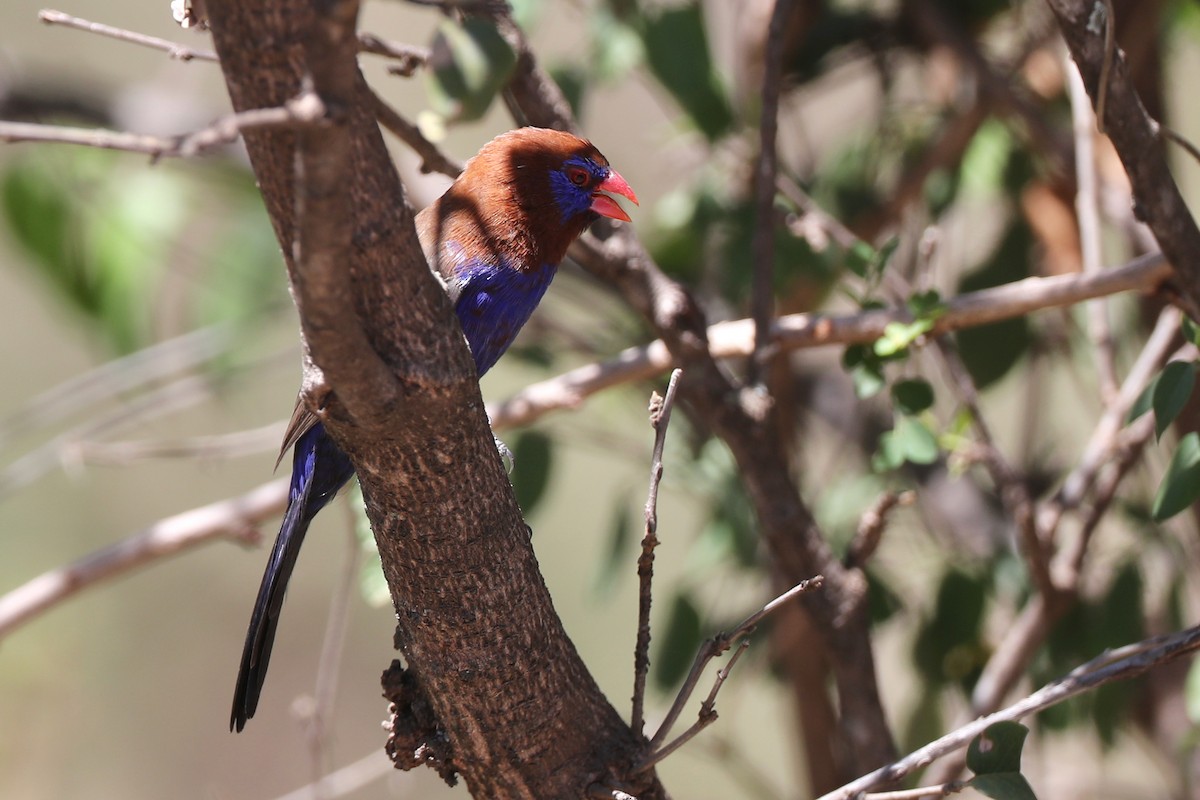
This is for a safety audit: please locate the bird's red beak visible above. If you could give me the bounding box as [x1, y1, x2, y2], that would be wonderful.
[590, 169, 639, 223]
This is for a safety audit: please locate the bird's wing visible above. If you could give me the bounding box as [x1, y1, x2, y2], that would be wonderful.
[275, 397, 320, 471]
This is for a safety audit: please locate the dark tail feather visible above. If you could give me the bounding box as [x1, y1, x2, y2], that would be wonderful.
[231, 423, 354, 732]
[230, 492, 313, 732]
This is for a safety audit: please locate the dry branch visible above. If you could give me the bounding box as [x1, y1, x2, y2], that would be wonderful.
[0, 479, 283, 639]
[821, 624, 1200, 800]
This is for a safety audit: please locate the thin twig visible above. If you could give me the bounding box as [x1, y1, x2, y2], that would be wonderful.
[0, 375, 218, 499]
[0, 478, 286, 640]
[749, 0, 794, 383]
[1067, 56, 1119, 400]
[1160, 124, 1200, 168]
[846, 490, 915, 568]
[368, 88, 462, 177]
[0, 92, 325, 159]
[0, 325, 229, 453]
[487, 252, 1171, 432]
[357, 32, 428, 75]
[271, 748, 393, 800]
[641, 575, 824, 762]
[305, 495, 365, 796]
[819, 624, 1200, 800]
[933, 337, 1053, 597]
[638, 640, 752, 771]
[1093, 0, 1115, 133]
[67, 422, 285, 465]
[862, 780, 968, 800]
[631, 369, 683, 736]
[1036, 306, 1183, 539]
[39, 8, 219, 61]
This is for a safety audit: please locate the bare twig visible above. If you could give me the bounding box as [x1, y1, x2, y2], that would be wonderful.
[271, 749, 393, 800]
[0, 478, 286, 639]
[304, 495, 365, 795]
[67, 422, 285, 465]
[639, 640, 751, 771]
[819, 624, 1200, 800]
[1048, 0, 1200, 315]
[640, 575, 825, 764]
[368, 88, 462, 177]
[1036, 306, 1183, 539]
[846, 491, 915, 568]
[0, 325, 229, 453]
[1067, 56, 1119, 400]
[38, 9, 429, 79]
[39, 8, 219, 61]
[356, 32, 428, 75]
[0, 92, 325, 159]
[749, 0, 794, 383]
[933, 337, 1053, 597]
[631, 369, 683, 736]
[0, 374, 218, 499]
[1092, 0, 1115, 133]
[862, 781, 968, 800]
[487, 252, 1171, 432]
[1160, 124, 1200, 168]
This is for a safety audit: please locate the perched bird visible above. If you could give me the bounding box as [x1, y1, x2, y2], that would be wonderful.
[231, 127, 638, 732]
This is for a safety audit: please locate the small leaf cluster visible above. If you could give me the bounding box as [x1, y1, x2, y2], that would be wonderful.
[1128, 316, 1200, 521]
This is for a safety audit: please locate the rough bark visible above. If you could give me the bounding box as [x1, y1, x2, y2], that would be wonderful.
[203, 1, 658, 797]
[1048, 0, 1200, 317]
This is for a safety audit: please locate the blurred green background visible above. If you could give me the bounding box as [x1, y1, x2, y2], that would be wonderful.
[4, 1, 1200, 799]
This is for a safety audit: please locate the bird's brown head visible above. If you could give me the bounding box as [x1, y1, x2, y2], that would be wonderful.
[420, 127, 639, 272]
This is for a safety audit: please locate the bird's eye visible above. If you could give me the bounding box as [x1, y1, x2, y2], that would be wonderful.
[567, 167, 589, 187]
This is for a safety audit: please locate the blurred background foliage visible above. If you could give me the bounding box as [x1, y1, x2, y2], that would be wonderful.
[2, 0, 1200, 798]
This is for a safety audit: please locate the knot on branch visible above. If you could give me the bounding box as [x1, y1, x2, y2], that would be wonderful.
[382, 660, 458, 786]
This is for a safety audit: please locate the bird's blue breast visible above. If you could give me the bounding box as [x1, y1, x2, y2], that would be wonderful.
[451, 259, 557, 376]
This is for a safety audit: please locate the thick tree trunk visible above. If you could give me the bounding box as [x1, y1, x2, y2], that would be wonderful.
[203, 1, 660, 797]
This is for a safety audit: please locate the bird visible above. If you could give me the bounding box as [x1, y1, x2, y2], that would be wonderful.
[230, 127, 638, 732]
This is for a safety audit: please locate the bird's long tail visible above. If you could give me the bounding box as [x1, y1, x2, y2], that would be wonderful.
[230, 423, 354, 732]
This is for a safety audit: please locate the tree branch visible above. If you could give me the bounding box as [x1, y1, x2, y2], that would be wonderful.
[0, 93, 325, 159]
[820, 623, 1200, 800]
[631, 369, 683, 737]
[0, 479, 282, 640]
[1047, 0, 1200, 316]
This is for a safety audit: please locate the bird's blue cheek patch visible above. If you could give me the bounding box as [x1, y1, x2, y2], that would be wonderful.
[550, 157, 606, 223]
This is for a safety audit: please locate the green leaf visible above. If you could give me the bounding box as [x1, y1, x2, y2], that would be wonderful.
[907, 289, 944, 318]
[1152, 432, 1200, 521]
[852, 361, 886, 399]
[654, 592, 703, 690]
[845, 240, 876, 278]
[425, 18, 517, 123]
[874, 318, 935, 358]
[1185, 657, 1200, 725]
[1127, 373, 1158, 424]
[960, 119, 1015, 196]
[641, 3, 733, 141]
[589, 6, 644, 82]
[967, 721, 1028, 774]
[1182, 316, 1200, 348]
[967, 721, 1039, 800]
[892, 378, 935, 415]
[1152, 360, 1197, 440]
[913, 569, 988, 688]
[874, 417, 940, 472]
[970, 772, 1039, 800]
[511, 431, 554, 513]
[894, 416, 939, 464]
